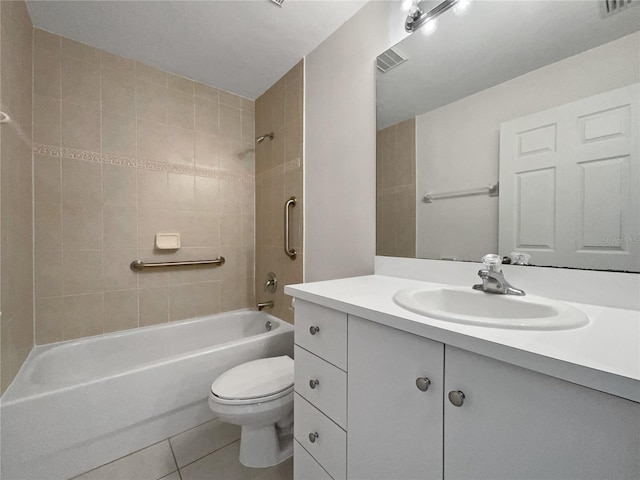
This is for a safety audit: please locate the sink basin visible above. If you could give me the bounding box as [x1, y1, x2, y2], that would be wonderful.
[393, 287, 589, 330]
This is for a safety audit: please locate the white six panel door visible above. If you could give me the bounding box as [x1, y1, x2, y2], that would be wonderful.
[499, 83, 639, 271]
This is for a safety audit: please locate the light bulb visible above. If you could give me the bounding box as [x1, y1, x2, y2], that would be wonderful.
[401, 0, 414, 12]
[453, 0, 472, 16]
[420, 18, 438, 36]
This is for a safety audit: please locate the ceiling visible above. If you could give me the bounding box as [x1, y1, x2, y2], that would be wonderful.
[26, 0, 366, 99]
[377, 0, 640, 129]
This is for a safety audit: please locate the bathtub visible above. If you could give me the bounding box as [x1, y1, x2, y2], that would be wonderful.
[0, 310, 293, 480]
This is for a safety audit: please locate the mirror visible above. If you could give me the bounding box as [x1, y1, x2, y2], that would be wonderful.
[376, 0, 640, 272]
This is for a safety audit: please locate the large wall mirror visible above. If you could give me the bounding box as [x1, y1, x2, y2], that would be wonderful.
[376, 0, 640, 272]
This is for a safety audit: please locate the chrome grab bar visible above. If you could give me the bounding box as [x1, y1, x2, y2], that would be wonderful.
[284, 196, 297, 259]
[130, 257, 225, 271]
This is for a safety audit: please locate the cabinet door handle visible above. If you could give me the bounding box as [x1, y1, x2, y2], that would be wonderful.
[309, 432, 319, 443]
[416, 377, 431, 392]
[309, 326, 320, 335]
[309, 379, 320, 389]
[448, 390, 465, 407]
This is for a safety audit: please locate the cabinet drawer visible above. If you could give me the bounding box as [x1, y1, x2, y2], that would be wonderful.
[294, 300, 347, 370]
[294, 345, 347, 429]
[294, 393, 346, 480]
[294, 440, 333, 480]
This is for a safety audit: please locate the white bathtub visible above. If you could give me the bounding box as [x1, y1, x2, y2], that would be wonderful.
[0, 310, 293, 480]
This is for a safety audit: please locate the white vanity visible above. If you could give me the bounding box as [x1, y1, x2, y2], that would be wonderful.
[286, 265, 640, 480]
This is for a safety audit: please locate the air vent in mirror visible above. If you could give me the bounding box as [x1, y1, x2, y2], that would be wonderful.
[600, 0, 637, 17]
[377, 47, 408, 73]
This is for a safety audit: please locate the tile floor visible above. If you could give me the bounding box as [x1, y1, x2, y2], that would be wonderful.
[73, 419, 293, 480]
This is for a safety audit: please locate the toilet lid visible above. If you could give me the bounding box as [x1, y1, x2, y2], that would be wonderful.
[211, 356, 294, 400]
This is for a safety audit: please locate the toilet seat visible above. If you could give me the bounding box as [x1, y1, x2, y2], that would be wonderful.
[210, 356, 294, 405]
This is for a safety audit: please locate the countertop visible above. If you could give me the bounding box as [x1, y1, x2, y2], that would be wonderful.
[285, 275, 640, 402]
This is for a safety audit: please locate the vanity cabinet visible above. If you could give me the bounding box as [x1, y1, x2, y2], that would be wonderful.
[294, 300, 348, 480]
[346, 315, 640, 480]
[347, 315, 444, 480]
[294, 299, 639, 480]
[443, 346, 640, 480]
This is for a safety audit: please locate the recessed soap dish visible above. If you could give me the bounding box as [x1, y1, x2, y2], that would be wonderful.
[155, 233, 180, 250]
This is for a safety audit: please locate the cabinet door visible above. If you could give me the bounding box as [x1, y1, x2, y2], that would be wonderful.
[348, 316, 444, 480]
[444, 346, 640, 480]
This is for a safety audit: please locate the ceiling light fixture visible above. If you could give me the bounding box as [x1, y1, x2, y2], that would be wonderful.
[405, 0, 468, 33]
[270, 0, 284, 7]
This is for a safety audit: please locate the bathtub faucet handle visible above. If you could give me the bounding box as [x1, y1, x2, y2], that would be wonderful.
[264, 272, 277, 293]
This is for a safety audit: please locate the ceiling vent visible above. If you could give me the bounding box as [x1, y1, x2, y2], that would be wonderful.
[377, 47, 408, 73]
[270, 0, 284, 7]
[600, 0, 637, 17]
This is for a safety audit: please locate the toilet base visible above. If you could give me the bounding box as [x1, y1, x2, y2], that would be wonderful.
[238, 423, 293, 468]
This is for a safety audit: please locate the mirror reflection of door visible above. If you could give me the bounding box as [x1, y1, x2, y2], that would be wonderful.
[499, 84, 639, 272]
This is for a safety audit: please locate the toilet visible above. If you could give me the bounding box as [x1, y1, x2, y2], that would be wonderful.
[208, 355, 294, 468]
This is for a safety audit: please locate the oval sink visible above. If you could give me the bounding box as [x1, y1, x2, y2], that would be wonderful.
[393, 287, 589, 330]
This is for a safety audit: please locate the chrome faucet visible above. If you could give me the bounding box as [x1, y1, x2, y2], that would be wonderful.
[472, 254, 525, 296]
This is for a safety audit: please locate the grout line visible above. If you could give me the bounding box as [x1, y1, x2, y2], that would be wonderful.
[99, 56, 105, 336]
[177, 439, 241, 472]
[31, 27, 37, 347]
[70, 438, 170, 479]
[167, 437, 180, 473]
[134, 66, 141, 329]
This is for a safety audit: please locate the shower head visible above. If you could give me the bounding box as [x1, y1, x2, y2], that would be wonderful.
[256, 132, 274, 144]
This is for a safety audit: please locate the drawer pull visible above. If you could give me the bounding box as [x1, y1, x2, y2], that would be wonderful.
[448, 390, 466, 407]
[309, 432, 319, 443]
[309, 326, 320, 335]
[309, 379, 320, 389]
[416, 377, 431, 392]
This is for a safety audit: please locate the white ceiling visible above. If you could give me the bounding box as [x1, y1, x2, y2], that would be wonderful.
[377, 0, 640, 129]
[26, 0, 366, 99]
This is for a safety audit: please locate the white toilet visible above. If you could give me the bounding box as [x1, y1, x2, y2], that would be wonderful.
[208, 355, 294, 468]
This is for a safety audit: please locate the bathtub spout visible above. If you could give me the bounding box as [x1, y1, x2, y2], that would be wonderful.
[257, 301, 274, 311]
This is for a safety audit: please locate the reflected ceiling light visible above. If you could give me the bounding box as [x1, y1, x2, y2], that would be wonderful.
[453, 0, 472, 16]
[420, 18, 438, 36]
[405, 0, 461, 33]
[400, 0, 414, 12]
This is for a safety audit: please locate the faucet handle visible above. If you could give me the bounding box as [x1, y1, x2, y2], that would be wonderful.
[510, 251, 531, 266]
[481, 254, 502, 272]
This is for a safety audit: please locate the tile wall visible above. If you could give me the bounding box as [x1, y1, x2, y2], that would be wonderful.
[255, 61, 303, 324]
[32, 28, 256, 344]
[1, 0, 34, 394]
[376, 117, 416, 258]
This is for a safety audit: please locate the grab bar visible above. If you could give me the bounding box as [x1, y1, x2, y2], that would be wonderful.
[423, 182, 499, 203]
[284, 196, 297, 259]
[130, 257, 225, 271]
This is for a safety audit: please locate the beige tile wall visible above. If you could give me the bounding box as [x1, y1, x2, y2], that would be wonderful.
[376, 117, 416, 258]
[255, 61, 303, 324]
[32, 29, 256, 344]
[1, 0, 34, 394]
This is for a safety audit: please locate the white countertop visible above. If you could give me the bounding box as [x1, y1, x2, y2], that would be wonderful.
[285, 275, 640, 402]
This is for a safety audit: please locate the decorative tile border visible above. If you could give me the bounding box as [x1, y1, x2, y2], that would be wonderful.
[378, 184, 415, 197]
[33, 143, 255, 183]
[256, 157, 301, 183]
